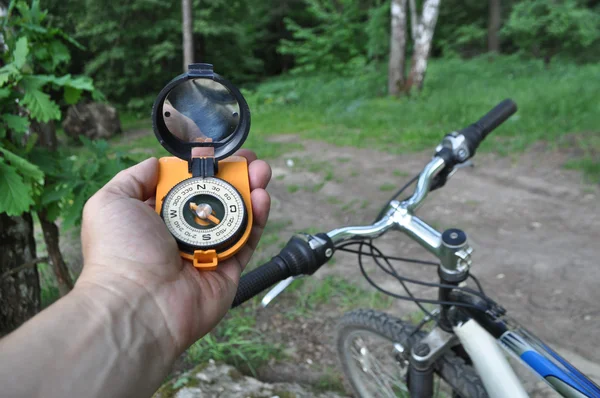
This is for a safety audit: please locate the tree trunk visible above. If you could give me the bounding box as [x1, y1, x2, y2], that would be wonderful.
[408, 0, 417, 41]
[388, 0, 408, 96]
[39, 210, 73, 296]
[488, 0, 501, 53]
[0, 213, 40, 336]
[405, 0, 440, 92]
[32, 121, 74, 296]
[182, 0, 194, 71]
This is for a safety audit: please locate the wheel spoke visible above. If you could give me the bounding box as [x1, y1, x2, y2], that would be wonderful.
[348, 334, 408, 397]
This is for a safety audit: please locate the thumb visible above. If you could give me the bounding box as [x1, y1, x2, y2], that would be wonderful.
[103, 158, 159, 201]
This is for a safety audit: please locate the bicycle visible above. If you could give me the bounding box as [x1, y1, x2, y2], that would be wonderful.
[231, 100, 600, 398]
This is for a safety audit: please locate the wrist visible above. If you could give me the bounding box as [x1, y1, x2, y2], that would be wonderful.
[0, 274, 178, 398]
[73, 269, 179, 366]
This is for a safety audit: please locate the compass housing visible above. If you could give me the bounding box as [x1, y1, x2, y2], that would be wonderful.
[154, 156, 253, 270]
[151, 63, 251, 161]
[152, 65, 253, 270]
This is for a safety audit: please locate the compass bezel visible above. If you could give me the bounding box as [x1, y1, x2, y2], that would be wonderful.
[160, 176, 248, 253]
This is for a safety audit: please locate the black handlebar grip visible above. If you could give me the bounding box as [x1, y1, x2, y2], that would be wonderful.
[459, 99, 517, 156]
[231, 258, 290, 308]
[231, 234, 333, 308]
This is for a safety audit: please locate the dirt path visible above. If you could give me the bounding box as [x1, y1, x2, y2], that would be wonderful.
[254, 136, 600, 395]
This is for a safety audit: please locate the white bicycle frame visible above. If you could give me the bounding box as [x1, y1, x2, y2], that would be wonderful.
[454, 319, 528, 398]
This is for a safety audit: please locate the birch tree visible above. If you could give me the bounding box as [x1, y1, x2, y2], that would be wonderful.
[488, 0, 501, 52]
[182, 0, 194, 71]
[388, 0, 407, 96]
[405, 0, 440, 92]
[408, 0, 417, 41]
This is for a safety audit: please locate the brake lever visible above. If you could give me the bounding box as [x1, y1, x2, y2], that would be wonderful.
[454, 159, 474, 169]
[261, 276, 300, 307]
[430, 159, 474, 192]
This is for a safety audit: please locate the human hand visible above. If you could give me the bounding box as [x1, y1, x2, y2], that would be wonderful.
[77, 150, 271, 359]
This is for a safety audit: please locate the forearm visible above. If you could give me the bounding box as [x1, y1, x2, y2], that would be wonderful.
[0, 279, 177, 398]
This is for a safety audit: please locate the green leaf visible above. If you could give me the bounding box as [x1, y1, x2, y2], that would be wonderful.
[0, 88, 11, 99]
[41, 183, 73, 205]
[0, 162, 34, 216]
[28, 74, 67, 86]
[0, 146, 44, 180]
[13, 37, 29, 69]
[82, 160, 100, 180]
[44, 201, 61, 222]
[61, 186, 88, 228]
[58, 31, 85, 51]
[0, 64, 20, 87]
[28, 148, 62, 176]
[24, 133, 39, 153]
[2, 114, 29, 134]
[49, 40, 70, 67]
[66, 76, 94, 91]
[32, 74, 94, 92]
[21, 88, 61, 122]
[20, 23, 48, 34]
[64, 86, 82, 105]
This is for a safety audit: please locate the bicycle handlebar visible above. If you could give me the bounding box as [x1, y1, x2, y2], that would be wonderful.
[459, 99, 517, 157]
[233, 100, 517, 308]
[232, 234, 333, 308]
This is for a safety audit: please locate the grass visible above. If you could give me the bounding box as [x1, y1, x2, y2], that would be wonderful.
[246, 219, 293, 271]
[379, 182, 397, 191]
[313, 366, 347, 394]
[282, 275, 393, 319]
[186, 305, 281, 375]
[286, 184, 300, 193]
[241, 55, 599, 181]
[393, 169, 410, 177]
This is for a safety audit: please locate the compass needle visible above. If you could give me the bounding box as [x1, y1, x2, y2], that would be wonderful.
[208, 214, 221, 225]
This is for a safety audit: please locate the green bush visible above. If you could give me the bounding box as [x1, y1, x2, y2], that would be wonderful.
[502, 0, 600, 64]
[0, 0, 134, 224]
[279, 0, 388, 74]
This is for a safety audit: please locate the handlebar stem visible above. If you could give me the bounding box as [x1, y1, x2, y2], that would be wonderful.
[389, 202, 442, 256]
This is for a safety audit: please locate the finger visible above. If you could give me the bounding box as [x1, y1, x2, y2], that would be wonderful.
[215, 257, 243, 289]
[145, 196, 156, 209]
[234, 188, 270, 267]
[248, 159, 271, 190]
[234, 149, 257, 164]
[103, 158, 159, 201]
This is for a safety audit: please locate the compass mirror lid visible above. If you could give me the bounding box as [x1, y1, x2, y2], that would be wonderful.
[152, 64, 251, 161]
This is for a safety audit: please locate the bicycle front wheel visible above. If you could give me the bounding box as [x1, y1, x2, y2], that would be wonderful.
[336, 309, 488, 398]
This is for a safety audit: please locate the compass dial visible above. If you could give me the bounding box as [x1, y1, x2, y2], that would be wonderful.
[161, 177, 247, 253]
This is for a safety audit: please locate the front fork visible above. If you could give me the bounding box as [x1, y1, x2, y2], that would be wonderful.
[406, 325, 458, 398]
